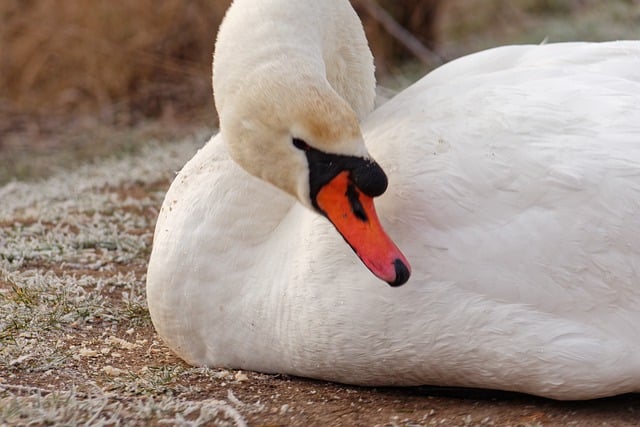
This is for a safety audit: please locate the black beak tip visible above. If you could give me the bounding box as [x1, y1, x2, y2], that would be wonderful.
[387, 258, 411, 287]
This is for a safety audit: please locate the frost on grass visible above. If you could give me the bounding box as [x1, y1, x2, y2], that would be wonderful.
[0, 136, 199, 356]
[0, 384, 250, 427]
[0, 134, 254, 426]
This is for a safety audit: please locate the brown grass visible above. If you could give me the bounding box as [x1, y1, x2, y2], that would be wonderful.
[0, 0, 229, 120]
[2, 0, 637, 123]
[0, 1, 445, 122]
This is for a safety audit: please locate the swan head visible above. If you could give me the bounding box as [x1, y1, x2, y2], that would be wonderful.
[216, 74, 411, 287]
[212, 0, 410, 286]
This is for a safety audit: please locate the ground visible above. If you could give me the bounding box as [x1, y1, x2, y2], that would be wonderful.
[1, 135, 638, 426]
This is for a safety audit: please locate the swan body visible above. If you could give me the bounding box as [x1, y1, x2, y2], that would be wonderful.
[147, 0, 640, 399]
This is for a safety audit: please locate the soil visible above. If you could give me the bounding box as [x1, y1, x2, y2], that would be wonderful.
[3, 319, 639, 426]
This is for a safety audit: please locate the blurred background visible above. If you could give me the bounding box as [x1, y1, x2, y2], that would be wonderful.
[1, 0, 639, 184]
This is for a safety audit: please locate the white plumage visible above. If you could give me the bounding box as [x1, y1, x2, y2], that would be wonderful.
[147, 0, 640, 399]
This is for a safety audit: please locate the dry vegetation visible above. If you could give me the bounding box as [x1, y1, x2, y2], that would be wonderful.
[0, 0, 224, 119]
[0, 0, 435, 121]
[1, 0, 638, 120]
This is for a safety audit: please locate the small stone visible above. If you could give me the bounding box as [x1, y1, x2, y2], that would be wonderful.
[102, 365, 125, 376]
[78, 348, 99, 357]
[235, 371, 249, 382]
[106, 336, 137, 350]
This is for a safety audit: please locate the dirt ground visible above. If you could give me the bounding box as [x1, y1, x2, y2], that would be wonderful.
[1, 136, 638, 426]
[5, 335, 640, 426]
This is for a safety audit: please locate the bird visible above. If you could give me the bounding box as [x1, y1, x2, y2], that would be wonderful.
[146, 0, 640, 400]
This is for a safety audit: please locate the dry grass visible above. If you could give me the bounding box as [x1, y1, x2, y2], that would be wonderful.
[0, 0, 227, 185]
[0, 0, 226, 119]
[0, 0, 437, 122]
[1, 0, 638, 121]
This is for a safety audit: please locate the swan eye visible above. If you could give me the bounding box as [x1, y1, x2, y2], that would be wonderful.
[292, 138, 311, 151]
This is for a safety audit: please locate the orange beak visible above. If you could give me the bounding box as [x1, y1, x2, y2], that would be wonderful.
[315, 171, 411, 286]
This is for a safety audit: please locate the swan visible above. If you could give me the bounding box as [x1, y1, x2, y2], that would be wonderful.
[146, 0, 640, 400]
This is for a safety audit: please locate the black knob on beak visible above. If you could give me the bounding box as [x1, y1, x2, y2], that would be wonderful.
[352, 160, 388, 198]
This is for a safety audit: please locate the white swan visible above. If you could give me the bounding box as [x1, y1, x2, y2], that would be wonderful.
[146, 0, 640, 400]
